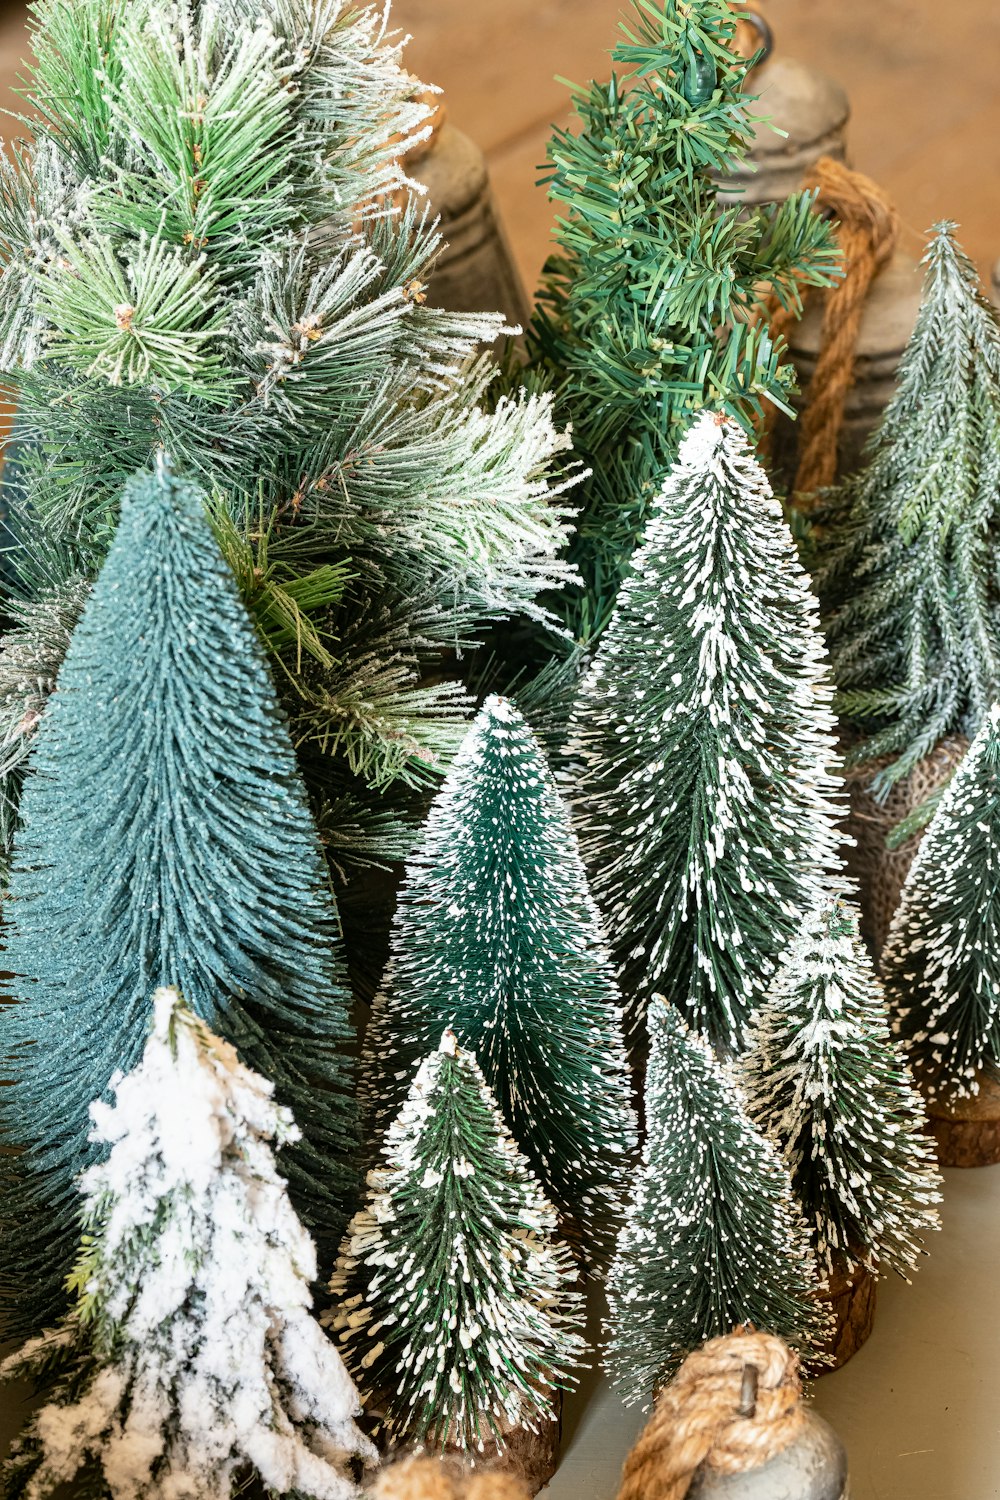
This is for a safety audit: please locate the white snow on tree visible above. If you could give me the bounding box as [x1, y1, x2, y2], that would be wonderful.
[883, 704, 1000, 1099]
[0, 987, 376, 1500]
[565, 411, 843, 1054]
[328, 1030, 586, 1455]
[604, 997, 829, 1404]
[741, 893, 941, 1278]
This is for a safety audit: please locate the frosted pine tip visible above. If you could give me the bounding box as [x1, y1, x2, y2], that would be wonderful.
[152, 984, 184, 1037]
[481, 693, 517, 722]
[438, 1027, 459, 1057]
[987, 701, 1000, 728]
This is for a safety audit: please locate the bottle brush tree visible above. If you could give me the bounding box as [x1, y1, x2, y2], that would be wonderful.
[740, 893, 941, 1279]
[815, 222, 1000, 802]
[0, 0, 573, 884]
[1, 987, 375, 1500]
[523, 0, 839, 655]
[329, 1029, 586, 1455]
[1, 463, 357, 1339]
[565, 412, 842, 1053]
[604, 998, 828, 1404]
[882, 705, 1000, 1100]
[362, 694, 637, 1247]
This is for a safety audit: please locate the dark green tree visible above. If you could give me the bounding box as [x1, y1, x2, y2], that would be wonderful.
[329, 1029, 586, 1455]
[0, 0, 572, 883]
[565, 413, 842, 1053]
[815, 223, 1000, 800]
[363, 695, 637, 1246]
[741, 893, 941, 1278]
[604, 998, 827, 1403]
[1, 463, 357, 1338]
[524, 0, 839, 653]
[882, 705, 1000, 1100]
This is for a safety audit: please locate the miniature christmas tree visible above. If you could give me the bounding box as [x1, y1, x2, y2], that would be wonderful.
[565, 412, 842, 1053]
[362, 695, 636, 1244]
[525, 0, 839, 651]
[740, 894, 941, 1278]
[1, 987, 375, 1500]
[882, 705, 1000, 1099]
[0, 463, 357, 1338]
[816, 223, 1000, 799]
[605, 998, 827, 1404]
[329, 1030, 586, 1454]
[0, 0, 572, 877]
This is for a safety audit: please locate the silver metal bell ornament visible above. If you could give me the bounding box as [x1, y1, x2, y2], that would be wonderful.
[405, 99, 529, 332]
[718, 6, 850, 207]
[617, 1332, 849, 1500]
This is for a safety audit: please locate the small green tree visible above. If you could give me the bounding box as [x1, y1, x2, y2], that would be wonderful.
[362, 694, 637, 1245]
[605, 998, 827, 1404]
[1, 463, 357, 1338]
[524, 0, 838, 651]
[741, 894, 941, 1277]
[815, 223, 1000, 800]
[565, 412, 842, 1053]
[1, 988, 375, 1500]
[329, 1030, 586, 1454]
[882, 705, 1000, 1099]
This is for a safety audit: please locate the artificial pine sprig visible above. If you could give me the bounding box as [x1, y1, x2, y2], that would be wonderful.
[741, 894, 941, 1278]
[329, 1029, 586, 1454]
[525, 0, 840, 649]
[0, 0, 574, 869]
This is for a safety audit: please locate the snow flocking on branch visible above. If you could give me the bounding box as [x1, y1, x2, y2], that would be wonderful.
[1, 987, 375, 1500]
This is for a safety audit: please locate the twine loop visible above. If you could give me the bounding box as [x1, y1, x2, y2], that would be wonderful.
[615, 1327, 804, 1500]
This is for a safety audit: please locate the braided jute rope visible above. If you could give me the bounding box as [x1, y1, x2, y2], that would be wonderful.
[371, 1455, 530, 1500]
[616, 1328, 804, 1500]
[763, 158, 898, 497]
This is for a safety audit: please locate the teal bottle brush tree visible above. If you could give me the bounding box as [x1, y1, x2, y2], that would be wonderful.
[361, 694, 637, 1251]
[741, 894, 941, 1285]
[565, 412, 843, 1053]
[330, 1029, 586, 1456]
[1, 463, 358, 1339]
[522, 0, 839, 662]
[604, 999, 829, 1404]
[1, 988, 376, 1500]
[0, 0, 573, 885]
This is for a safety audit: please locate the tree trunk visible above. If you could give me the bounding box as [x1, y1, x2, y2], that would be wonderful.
[926, 1073, 1000, 1167]
[814, 1257, 877, 1372]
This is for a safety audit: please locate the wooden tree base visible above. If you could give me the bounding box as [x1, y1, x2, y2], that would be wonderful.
[814, 1259, 877, 1372]
[443, 1393, 563, 1497]
[926, 1073, 1000, 1167]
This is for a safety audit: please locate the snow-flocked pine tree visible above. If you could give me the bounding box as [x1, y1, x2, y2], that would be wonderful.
[362, 695, 637, 1245]
[1, 463, 357, 1338]
[565, 412, 842, 1053]
[0, 987, 375, 1500]
[815, 222, 1000, 799]
[882, 705, 1000, 1099]
[329, 1030, 586, 1454]
[741, 894, 941, 1278]
[0, 0, 572, 876]
[604, 998, 827, 1404]
[523, 0, 838, 653]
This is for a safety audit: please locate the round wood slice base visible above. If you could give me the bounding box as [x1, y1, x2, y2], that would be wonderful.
[813, 1260, 877, 1373]
[443, 1393, 563, 1497]
[926, 1073, 1000, 1167]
